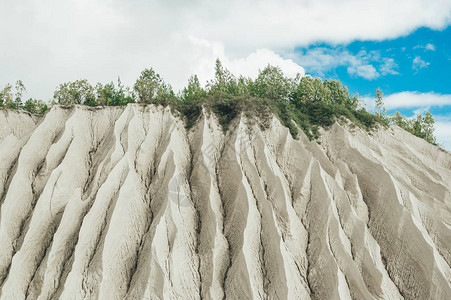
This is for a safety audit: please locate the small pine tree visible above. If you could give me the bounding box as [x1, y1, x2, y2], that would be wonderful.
[14, 80, 26, 110]
[375, 88, 386, 117]
[1, 84, 14, 109]
[182, 75, 206, 103]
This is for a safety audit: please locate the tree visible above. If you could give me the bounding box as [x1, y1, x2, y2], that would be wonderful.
[112, 78, 135, 106]
[423, 111, 436, 144]
[22, 98, 48, 114]
[133, 68, 174, 104]
[375, 88, 386, 118]
[391, 111, 437, 145]
[23, 98, 37, 113]
[410, 112, 436, 144]
[348, 93, 361, 110]
[392, 111, 407, 128]
[323, 79, 353, 107]
[53, 79, 96, 105]
[252, 65, 293, 102]
[0, 83, 13, 108]
[293, 76, 331, 106]
[96, 82, 115, 106]
[182, 75, 207, 103]
[12, 80, 26, 110]
[235, 76, 252, 97]
[207, 59, 238, 95]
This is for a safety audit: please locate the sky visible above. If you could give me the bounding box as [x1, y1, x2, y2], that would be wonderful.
[1, 0, 450, 149]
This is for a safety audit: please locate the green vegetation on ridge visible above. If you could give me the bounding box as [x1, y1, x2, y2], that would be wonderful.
[0, 59, 437, 145]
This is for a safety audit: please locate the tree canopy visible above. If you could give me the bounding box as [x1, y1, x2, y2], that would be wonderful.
[0, 60, 438, 146]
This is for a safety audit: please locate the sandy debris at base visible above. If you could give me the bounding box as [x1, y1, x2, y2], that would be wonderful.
[0, 104, 449, 299]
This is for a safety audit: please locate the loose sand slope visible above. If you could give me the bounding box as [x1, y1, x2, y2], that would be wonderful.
[0, 105, 450, 299]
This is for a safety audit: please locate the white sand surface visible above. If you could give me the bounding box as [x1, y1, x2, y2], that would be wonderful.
[0, 105, 450, 299]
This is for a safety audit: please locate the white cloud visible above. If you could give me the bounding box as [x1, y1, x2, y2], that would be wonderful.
[347, 64, 379, 80]
[0, 0, 450, 99]
[384, 92, 451, 109]
[183, 0, 451, 49]
[361, 91, 451, 113]
[414, 43, 436, 51]
[435, 120, 451, 150]
[425, 43, 436, 51]
[379, 58, 399, 75]
[362, 92, 451, 150]
[186, 37, 305, 86]
[293, 48, 399, 80]
[412, 56, 430, 71]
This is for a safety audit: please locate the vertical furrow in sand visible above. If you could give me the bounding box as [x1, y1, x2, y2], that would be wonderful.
[107, 107, 199, 299]
[366, 127, 451, 267]
[0, 138, 28, 209]
[0, 108, 110, 299]
[96, 167, 151, 299]
[0, 107, 72, 289]
[121, 107, 179, 300]
[302, 161, 342, 299]
[34, 107, 125, 299]
[0, 110, 122, 295]
[324, 124, 451, 299]
[0, 111, 40, 257]
[95, 106, 157, 299]
[35, 193, 91, 300]
[219, 120, 264, 299]
[56, 106, 134, 299]
[145, 115, 200, 299]
[112, 106, 184, 299]
[120, 107, 171, 300]
[0, 106, 450, 299]
[59, 159, 129, 299]
[120, 106, 167, 298]
[0, 149, 19, 217]
[0, 110, 40, 143]
[264, 119, 399, 299]
[320, 170, 376, 299]
[124, 107, 199, 299]
[322, 170, 402, 299]
[260, 118, 318, 297]
[248, 129, 311, 299]
[153, 116, 200, 299]
[239, 133, 272, 299]
[184, 114, 228, 299]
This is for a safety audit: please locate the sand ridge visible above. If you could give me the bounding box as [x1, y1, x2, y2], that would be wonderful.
[0, 104, 450, 299]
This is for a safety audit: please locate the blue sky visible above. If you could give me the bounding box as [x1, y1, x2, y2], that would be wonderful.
[301, 27, 451, 94]
[291, 26, 451, 148]
[295, 27, 450, 104]
[1, 0, 450, 148]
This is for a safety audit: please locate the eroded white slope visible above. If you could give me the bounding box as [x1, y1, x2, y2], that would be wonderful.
[0, 105, 449, 299]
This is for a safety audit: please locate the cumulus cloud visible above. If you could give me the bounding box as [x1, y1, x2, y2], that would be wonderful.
[185, 37, 305, 85]
[379, 58, 399, 75]
[361, 91, 451, 112]
[435, 120, 451, 150]
[347, 64, 379, 80]
[182, 0, 451, 48]
[412, 56, 430, 72]
[425, 43, 437, 51]
[384, 92, 451, 109]
[293, 48, 398, 79]
[0, 0, 450, 99]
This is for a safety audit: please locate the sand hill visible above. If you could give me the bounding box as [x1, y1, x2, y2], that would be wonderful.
[0, 104, 450, 299]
